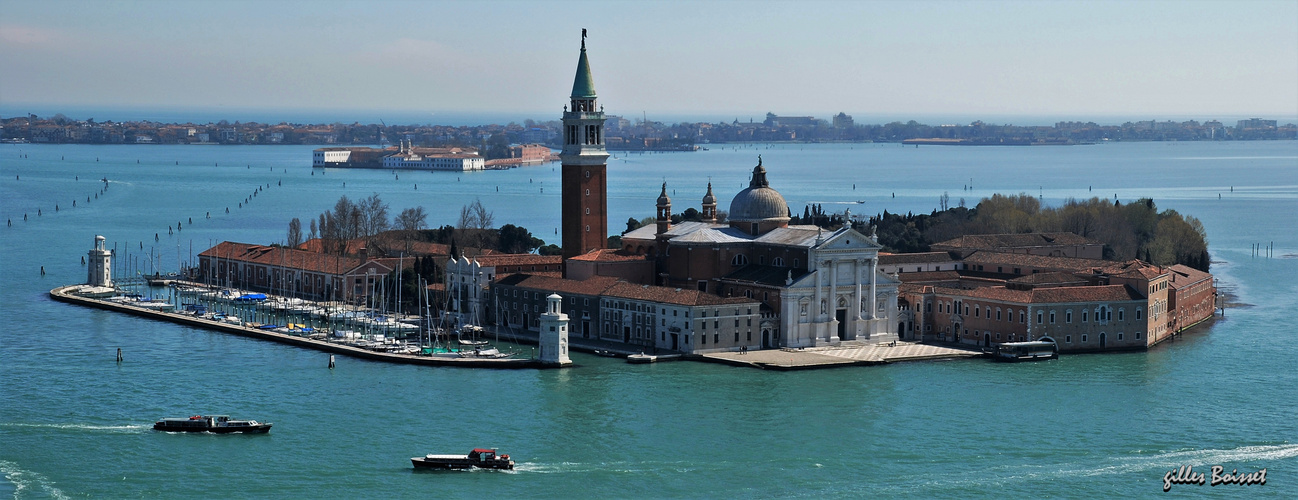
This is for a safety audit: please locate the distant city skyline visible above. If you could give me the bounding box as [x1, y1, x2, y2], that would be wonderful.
[2, 0, 1296, 124]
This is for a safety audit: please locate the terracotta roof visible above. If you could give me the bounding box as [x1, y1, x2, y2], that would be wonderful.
[199, 241, 364, 275]
[568, 248, 647, 262]
[962, 251, 1118, 273]
[495, 274, 620, 297]
[878, 252, 959, 265]
[934, 284, 1142, 304]
[1100, 260, 1168, 280]
[932, 232, 1100, 249]
[472, 254, 563, 268]
[603, 282, 757, 307]
[1007, 272, 1090, 285]
[897, 271, 963, 283]
[1168, 264, 1213, 288]
[1030, 284, 1145, 303]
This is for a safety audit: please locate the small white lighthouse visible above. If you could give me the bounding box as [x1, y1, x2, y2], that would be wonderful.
[538, 293, 572, 366]
[87, 235, 112, 287]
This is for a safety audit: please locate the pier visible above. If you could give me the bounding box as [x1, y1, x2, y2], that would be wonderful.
[696, 341, 983, 370]
[49, 285, 546, 369]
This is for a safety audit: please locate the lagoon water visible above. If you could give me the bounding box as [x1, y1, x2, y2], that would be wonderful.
[1, 141, 1296, 498]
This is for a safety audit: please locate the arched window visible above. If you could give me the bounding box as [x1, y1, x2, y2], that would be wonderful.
[772, 257, 785, 267]
[731, 254, 749, 266]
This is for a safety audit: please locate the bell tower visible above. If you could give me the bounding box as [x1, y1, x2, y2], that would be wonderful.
[561, 29, 610, 264]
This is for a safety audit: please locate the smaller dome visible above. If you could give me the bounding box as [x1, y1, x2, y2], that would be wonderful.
[657, 182, 671, 207]
[702, 183, 716, 205]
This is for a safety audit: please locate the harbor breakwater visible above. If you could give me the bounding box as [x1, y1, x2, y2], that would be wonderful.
[48, 285, 545, 369]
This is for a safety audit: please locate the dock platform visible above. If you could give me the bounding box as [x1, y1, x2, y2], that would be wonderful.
[49, 285, 545, 369]
[697, 341, 983, 370]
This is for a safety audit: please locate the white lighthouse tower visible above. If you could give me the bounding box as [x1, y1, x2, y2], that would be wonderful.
[87, 235, 112, 287]
[538, 293, 572, 366]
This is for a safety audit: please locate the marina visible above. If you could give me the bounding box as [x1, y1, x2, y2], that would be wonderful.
[50, 284, 544, 369]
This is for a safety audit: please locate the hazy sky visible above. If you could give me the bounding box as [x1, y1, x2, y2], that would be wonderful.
[2, 0, 1296, 123]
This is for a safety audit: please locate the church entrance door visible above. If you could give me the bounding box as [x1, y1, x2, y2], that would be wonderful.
[835, 309, 847, 340]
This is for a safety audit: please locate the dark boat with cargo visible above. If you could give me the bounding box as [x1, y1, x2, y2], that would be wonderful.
[153, 415, 272, 433]
[411, 448, 514, 470]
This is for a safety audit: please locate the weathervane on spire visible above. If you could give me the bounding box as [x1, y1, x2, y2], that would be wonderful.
[582, 28, 587, 48]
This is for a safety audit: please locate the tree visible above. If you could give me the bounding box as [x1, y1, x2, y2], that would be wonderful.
[538, 244, 563, 256]
[625, 217, 644, 234]
[395, 207, 428, 232]
[308, 218, 318, 241]
[286, 218, 303, 247]
[359, 193, 390, 238]
[457, 198, 494, 230]
[498, 224, 543, 254]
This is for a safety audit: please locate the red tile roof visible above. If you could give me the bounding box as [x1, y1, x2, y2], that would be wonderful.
[473, 254, 563, 268]
[568, 248, 647, 262]
[603, 282, 757, 307]
[962, 251, 1118, 272]
[934, 284, 1142, 304]
[932, 232, 1100, 249]
[1168, 264, 1212, 288]
[199, 242, 364, 275]
[495, 274, 620, 296]
[878, 252, 958, 265]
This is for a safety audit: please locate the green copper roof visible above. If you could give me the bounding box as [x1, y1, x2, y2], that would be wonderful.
[571, 44, 597, 99]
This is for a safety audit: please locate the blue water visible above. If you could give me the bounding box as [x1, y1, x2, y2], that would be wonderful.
[2, 141, 1296, 498]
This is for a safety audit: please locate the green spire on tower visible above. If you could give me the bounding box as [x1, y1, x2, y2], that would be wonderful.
[571, 29, 597, 99]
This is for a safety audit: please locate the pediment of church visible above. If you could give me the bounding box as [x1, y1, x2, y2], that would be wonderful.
[815, 227, 882, 252]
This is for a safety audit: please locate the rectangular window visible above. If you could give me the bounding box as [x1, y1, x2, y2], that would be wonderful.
[996, 310, 1002, 320]
[1065, 335, 1072, 343]
[1082, 334, 1088, 342]
[734, 319, 740, 327]
[1083, 310, 1088, 322]
[975, 307, 980, 318]
[1037, 312, 1044, 324]
[1049, 311, 1055, 324]
[1118, 333, 1124, 340]
[702, 334, 707, 345]
[1066, 311, 1072, 323]
[714, 333, 719, 344]
[1136, 309, 1142, 320]
[1020, 311, 1025, 323]
[734, 332, 739, 342]
[1136, 331, 1142, 340]
[1118, 309, 1124, 321]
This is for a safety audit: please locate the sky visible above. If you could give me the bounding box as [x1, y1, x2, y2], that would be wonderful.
[2, 0, 1296, 125]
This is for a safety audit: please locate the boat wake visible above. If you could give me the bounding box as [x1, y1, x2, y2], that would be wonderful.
[890, 444, 1298, 493]
[0, 460, 70, 500]
[508, 460, 720, 475]
[0, 423, 149, 434]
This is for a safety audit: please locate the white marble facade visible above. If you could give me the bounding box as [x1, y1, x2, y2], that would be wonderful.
[780, 228, 900, 347]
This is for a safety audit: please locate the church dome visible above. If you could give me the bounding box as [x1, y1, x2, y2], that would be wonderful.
[729, 159, 790, 222]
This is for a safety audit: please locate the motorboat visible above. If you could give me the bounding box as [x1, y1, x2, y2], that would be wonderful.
[411, 448, 514, 470]
[153, 414, 271, 434]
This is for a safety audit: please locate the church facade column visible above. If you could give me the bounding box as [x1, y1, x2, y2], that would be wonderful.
[869, 257, 878, 320]
[812, 257, 823, 344]
[828, 258, 839, 342]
